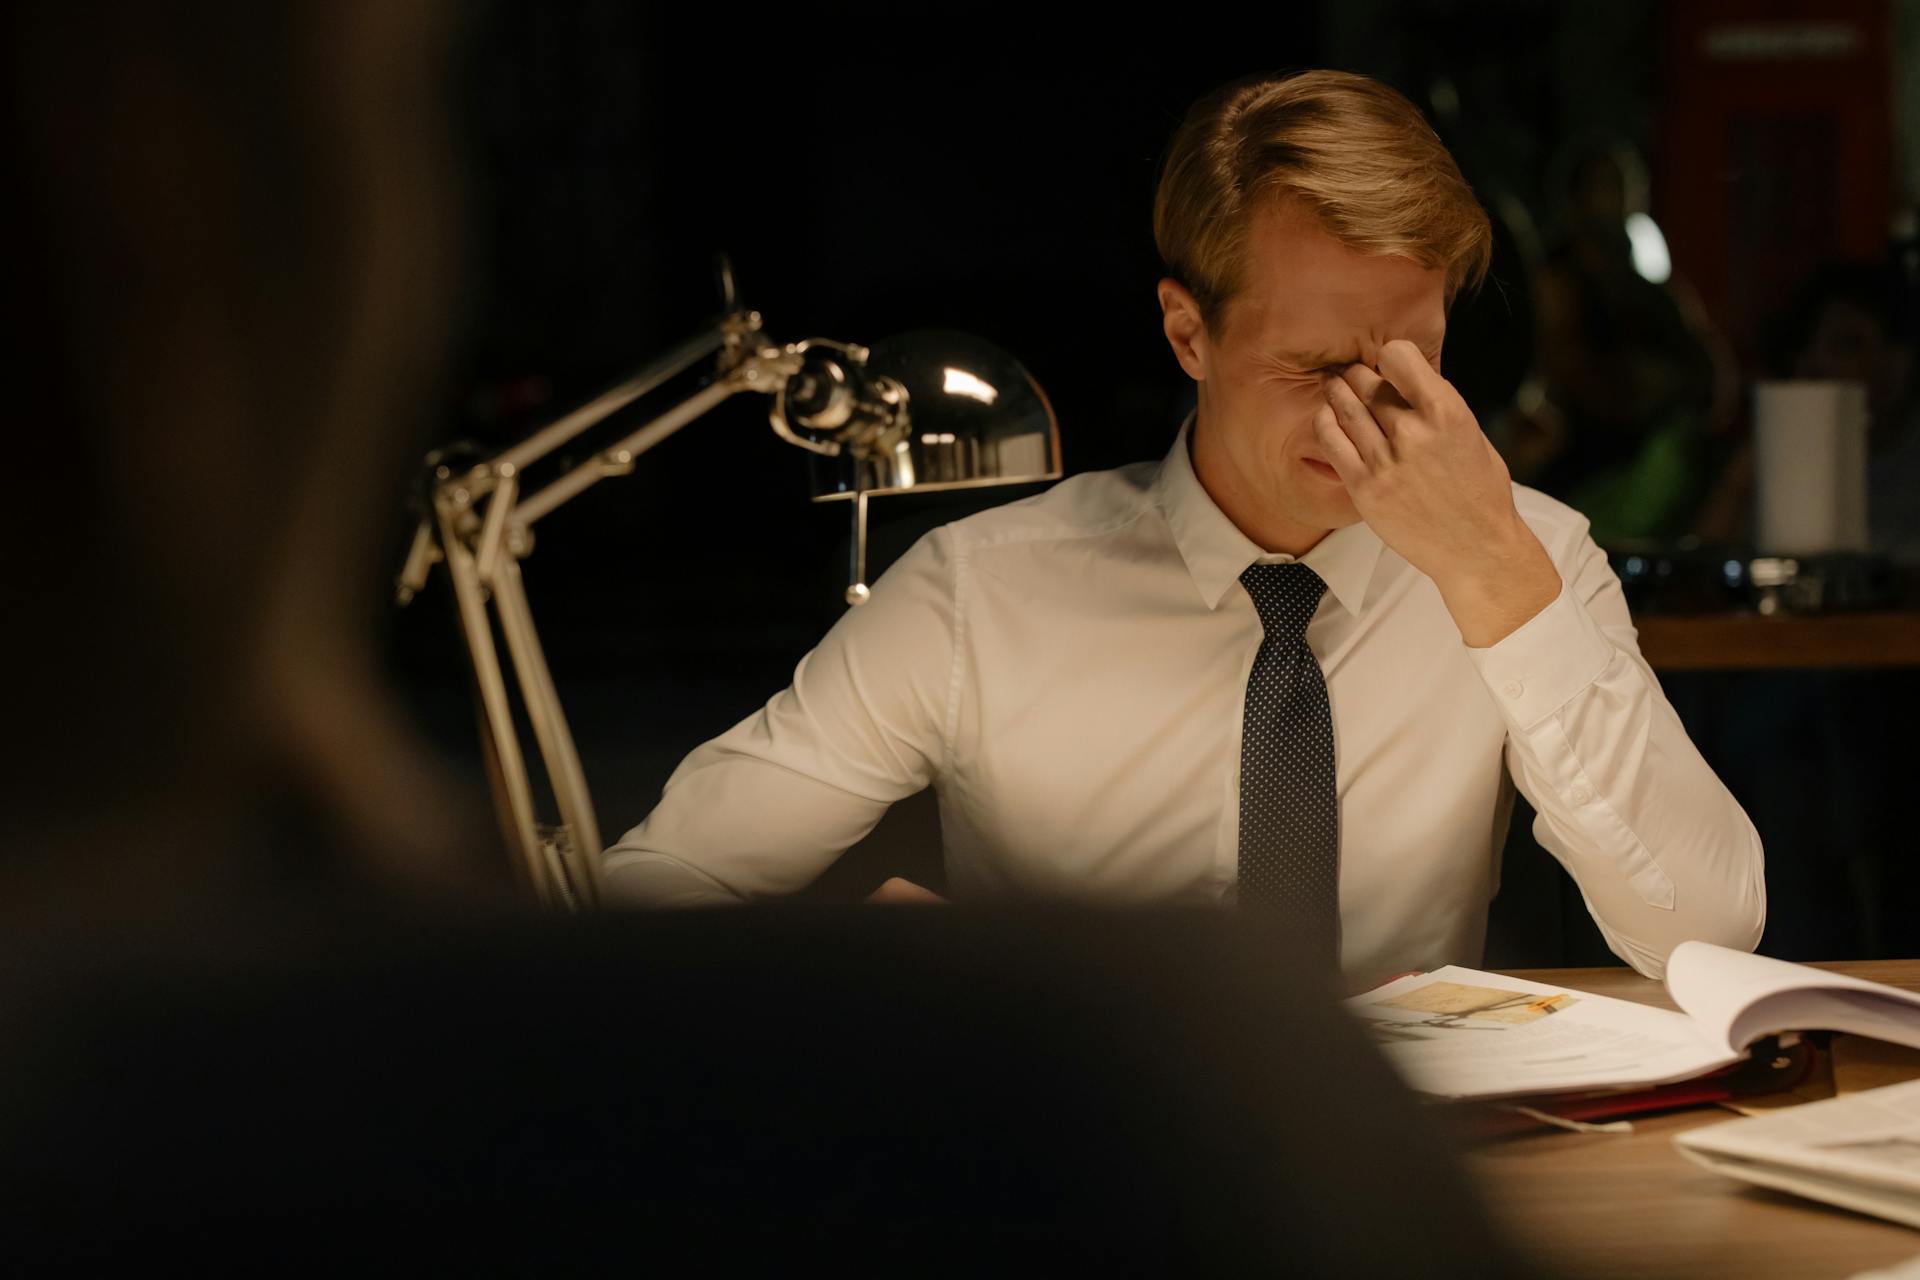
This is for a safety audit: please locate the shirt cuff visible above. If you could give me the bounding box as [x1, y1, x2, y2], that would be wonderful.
[1464, 580, 1614, 731]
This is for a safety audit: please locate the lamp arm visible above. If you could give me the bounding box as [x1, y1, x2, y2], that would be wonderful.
[399, 302, 931, 905]
[510, 374, 746, 532]
[402, 308, 813, 906]
[486, 551, 602, 906]
[433, 497, 566, 905]
[494, 319, 732, 476]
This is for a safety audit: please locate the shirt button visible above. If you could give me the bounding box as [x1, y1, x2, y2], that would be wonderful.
[1503, 680, 1524, 699]
[1570, 785, 1594, 806]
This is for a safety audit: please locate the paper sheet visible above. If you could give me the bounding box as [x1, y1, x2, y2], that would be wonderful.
[1349, 966, 1738, 1101]
[1678, 1079, 1920, 1230]
[1666, 942, 1920, 1054]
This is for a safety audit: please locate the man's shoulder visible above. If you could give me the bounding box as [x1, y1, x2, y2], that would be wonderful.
[936, 459, 1161, 554]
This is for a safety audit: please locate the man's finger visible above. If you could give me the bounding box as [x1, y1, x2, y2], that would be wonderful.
[1337, 362, 1413, 426]
[1375, 340, 1447, 415]
[1311, 402, 1365, 484]
[1322, 373, 1394, 468]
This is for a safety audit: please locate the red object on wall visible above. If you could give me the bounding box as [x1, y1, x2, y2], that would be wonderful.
[1658, 0, 1892, 360]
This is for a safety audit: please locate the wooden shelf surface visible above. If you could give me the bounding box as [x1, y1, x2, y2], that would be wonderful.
[1633, 611, 1920, 670]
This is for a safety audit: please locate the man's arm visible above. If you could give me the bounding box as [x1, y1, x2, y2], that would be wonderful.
[1319, 341, 1764, 977]
[1464, 527, 1765, 977]
[600, 529, 957, 905]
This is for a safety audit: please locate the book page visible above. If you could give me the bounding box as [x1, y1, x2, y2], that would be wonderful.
[1675, 1078, 1920, 1228]
[1346, 966, 1738, 1101]
[1664, 942, 1920, 1055]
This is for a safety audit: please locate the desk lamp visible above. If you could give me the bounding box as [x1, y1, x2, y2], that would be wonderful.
[395, 263, 1061, 907]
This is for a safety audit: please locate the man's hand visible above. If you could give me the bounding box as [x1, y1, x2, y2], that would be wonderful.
[1315, 340, 1561, 648]
[866, 877, 949, 905]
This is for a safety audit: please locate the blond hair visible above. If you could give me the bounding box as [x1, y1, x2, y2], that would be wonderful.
[1153, 70, 1492, 330]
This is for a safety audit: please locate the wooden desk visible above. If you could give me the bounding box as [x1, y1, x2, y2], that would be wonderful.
[1466, 960, 1920, 1278]
[1634, 611, 1920, 670]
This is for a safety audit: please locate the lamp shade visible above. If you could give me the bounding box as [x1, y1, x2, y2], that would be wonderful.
[808, 330, 1062, 502]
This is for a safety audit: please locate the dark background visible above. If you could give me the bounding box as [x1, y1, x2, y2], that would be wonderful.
[388, 0, 1920, 963]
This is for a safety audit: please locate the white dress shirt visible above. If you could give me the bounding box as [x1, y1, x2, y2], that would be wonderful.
[604, 418, 1766, 980]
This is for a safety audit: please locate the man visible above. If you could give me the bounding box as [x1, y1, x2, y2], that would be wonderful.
[603, 70, 1765, 983]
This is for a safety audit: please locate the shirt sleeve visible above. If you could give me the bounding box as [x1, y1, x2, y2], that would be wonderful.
[599, 527, 957, 905]
[1464, 515, 1767, 978]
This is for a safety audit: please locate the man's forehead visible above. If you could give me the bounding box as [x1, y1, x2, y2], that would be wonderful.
[1234, 200, 1447, 352]
[1236, 284, 1447, 360]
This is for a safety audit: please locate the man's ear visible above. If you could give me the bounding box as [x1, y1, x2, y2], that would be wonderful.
[1157, 277, 1211, 382]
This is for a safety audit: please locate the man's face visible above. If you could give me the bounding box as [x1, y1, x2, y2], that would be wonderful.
[1162, 199, 1448, 548]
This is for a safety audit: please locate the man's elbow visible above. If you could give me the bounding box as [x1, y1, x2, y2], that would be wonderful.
[1669, 827, 1769, 960]
[600, 849, 745, 908]
[1731, 861, 1768, 954]
[1712, 823, 1768, 955]
[1611, 829, 1767, 978]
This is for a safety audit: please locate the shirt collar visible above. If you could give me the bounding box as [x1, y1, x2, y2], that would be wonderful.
[1147, 411, 1385, 617]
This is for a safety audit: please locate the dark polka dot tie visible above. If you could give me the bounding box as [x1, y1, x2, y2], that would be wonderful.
[1237, 562, 1340, 959]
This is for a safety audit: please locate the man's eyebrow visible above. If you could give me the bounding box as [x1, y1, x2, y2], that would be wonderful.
[1272, 335, 1444, 369]
[1275, 349, 1356, 368]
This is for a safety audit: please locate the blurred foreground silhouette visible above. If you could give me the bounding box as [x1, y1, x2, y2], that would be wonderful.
[0, 4, 1525, 1270]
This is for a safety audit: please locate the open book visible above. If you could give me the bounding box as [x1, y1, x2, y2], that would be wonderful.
[1345, 941, 1920, 1102]
[1675, 1079, 1920, 1229]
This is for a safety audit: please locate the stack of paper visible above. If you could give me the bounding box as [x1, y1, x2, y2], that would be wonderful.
[1676, 1079, 1920, 1229]
[1346, 945, 1920, 1102]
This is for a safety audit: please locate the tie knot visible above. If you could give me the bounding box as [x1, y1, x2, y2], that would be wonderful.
[1239, 562, 1326, 642]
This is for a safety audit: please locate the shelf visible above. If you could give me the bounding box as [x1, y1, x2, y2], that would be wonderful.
[1633, 611, 1920, 670]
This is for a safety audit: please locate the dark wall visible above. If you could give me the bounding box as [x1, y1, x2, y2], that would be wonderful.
[390, 4, 1332, 852]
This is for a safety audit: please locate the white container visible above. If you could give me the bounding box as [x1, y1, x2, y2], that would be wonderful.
[1752, 380, 1870, 553]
